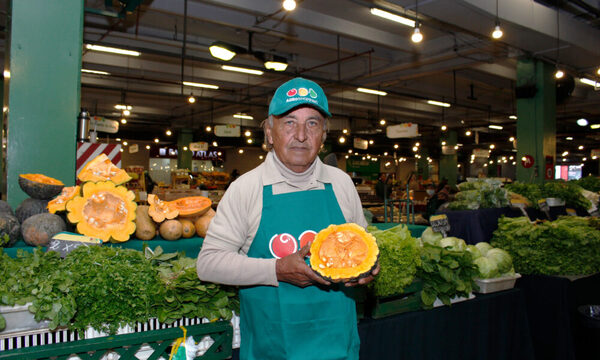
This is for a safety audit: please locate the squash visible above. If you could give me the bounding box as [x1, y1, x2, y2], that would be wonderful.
[310, 223, 379, 282]
[0, 213, 20, 248]
[16, 198, 49, 224]
[194, 208, 216, 238]
[21, 213, 67, 247]
[147, 194, 178, 222]
[66, 181, 137, 242]
[19, 174, 64, 200]
[77, 154, 131, 185]
[0, 200, 14, 215]
[180, 219, 196, 238]
[47, 186, 80, 213]
[159, 219, 183, 241]
[135, 205, 157, 240]
[167, 196, 212, 218]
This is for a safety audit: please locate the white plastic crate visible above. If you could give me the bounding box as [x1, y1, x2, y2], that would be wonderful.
[433, 293, 475, 307]
[474, 273, 521, 294]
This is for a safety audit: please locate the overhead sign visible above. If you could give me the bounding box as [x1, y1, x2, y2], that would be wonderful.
[129, 144, 139, 153]
[472, 149, 489, 158]
[386, 123, 419, 138]
[151, 146, 225, 161]
[521, 155, 534, 168]
[214, 124, 241, 137]
[353, 137, 369, 150]
[189, 141, 208, 151]
[89, 116, 119, 134]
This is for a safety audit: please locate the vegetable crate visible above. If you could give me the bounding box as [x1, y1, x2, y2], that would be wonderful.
[357, 280, 423, 319]
[0, 320, 232, 360]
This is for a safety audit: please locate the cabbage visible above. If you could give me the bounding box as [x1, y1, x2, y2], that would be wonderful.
[421, 227, 442, 246]
[486, 248, 513, 274]
[474, 256, 499, 278]
[439, 237, 466, 252]
[466, 245, 482, 259]
[475, 242, 493, 256]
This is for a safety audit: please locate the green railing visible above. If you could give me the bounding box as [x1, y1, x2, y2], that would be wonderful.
[0, 321, 232, 360]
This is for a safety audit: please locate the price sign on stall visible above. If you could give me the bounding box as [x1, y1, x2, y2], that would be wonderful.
[510, 199, 532, 222]
[566, 208, 577, 216]
[46, 232, 102, 258]
[538, 199, 551, 219]
[430, 214, 450, 237]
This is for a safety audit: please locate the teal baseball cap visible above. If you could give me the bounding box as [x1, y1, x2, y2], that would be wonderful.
[268, 77, 332, 117]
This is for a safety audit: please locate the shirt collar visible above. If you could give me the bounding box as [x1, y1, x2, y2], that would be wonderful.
[262, 151, 333, 187]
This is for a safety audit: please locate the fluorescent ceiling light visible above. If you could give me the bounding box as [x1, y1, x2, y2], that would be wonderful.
[488, 124, 503, 130]
[427, 100, 451, 107]
[233, 114, 254, 120]
[81, 69, 110, 75]
[591, 124, 600, 129]
[509, 115, 517, 120]
[85, 44, 140, 56]
[209, 42, 237, 61]
[357, 87, 387, 96]
[222, 65, 264, 75]
[115, 104, 132, 110]
[264, 61, 288, 71]
[183, 81, 219, 89]
[580, 78, 600, 87]
[370, 8, 415, 27]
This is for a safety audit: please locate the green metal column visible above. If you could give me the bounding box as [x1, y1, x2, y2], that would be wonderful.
[516, 58, 556, 184]
[177, 129, 193, 170]
[0, 76, 4, 197]
[439, 131, 458, 186]
[417, 148, 429, 180]
[6, 0, 83, 208]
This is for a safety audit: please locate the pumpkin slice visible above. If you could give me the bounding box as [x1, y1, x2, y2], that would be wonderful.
[19, 174, 65, 200]
[310, 223, 379, 282]
[66, 181, 137, 242]
[47, 186, 80, 213]
[147, 194, 179, 222]
[167, 196, 212, 217]
[77, 154, 132, 185]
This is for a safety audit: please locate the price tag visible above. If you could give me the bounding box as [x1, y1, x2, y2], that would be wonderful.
[510, 199, 532, 221]
[430, 214, 450, 237]
[566, 208, 577, 216]
[46, 232, 102, 258]
[538, 199, 551, 219]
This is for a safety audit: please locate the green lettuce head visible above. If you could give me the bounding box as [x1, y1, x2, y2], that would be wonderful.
[474, 256, 499, 278]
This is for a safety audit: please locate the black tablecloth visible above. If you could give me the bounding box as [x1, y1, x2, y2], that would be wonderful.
[232, 289, 534, 360]
[437, 207, 523, 245]
[516, 273, 600, 360]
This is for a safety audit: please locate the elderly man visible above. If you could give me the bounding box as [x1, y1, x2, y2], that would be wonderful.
[196, 77, 378, 360]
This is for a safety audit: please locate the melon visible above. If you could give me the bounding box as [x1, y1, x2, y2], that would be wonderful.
[16, 198, 49, 224]
[21, 213, 67, 247]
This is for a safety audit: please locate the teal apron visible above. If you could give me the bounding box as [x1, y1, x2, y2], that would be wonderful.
[239, 184, 360, 360]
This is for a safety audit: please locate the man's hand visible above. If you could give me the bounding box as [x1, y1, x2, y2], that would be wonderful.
[276, 243, 330, 287]
[344, 262, 380, 287]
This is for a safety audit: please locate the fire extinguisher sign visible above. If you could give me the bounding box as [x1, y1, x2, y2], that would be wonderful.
[545, 156, 554, 180]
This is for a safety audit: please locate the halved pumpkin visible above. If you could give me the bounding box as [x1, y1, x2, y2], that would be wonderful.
[147, 194, 179, 222]
[66, 181, 137, 242]
[167, 196, 212, 217]
[310, 223, 379, 282]
[19, 174, 65, 200]
[47, 186, 80, 213]
[77, 154, 131, 185]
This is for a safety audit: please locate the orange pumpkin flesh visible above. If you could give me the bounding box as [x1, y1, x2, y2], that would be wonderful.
[48, 186, 80, 213]
[167, 196, 212, 217]
[77, 154, 131, 185]
[310, 223, 379, 282]
[19, 174, 65, 200]
[147, 194, 178, 222]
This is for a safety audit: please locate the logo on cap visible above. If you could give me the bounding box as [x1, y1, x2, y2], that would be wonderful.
[286, 87, 318, 99]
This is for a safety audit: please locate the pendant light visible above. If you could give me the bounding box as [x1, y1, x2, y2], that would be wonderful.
[491, 0, 503, 39]
[411, 0, 423, 43]
[554, 1, 564, 79]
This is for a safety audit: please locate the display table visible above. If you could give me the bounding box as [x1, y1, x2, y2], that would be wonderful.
[516, 273, 600, 360]
[3, 223, 425, 259]
[437, 207, 522, 244]
[230, 289, 534, 360]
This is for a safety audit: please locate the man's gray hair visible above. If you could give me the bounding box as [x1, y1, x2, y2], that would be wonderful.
[262, 114, 328, 151]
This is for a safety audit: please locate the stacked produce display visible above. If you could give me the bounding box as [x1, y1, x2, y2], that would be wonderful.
[492, 216, 600, 276]
[505, 180, 593, 210]
[448, 179, 509, 210]
[0, 246, 238, 334]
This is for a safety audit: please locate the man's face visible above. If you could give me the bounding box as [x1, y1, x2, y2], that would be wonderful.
[266, 106, 326, 173]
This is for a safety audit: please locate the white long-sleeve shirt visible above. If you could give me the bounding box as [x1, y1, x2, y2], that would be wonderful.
[196, 151, 367, 286]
